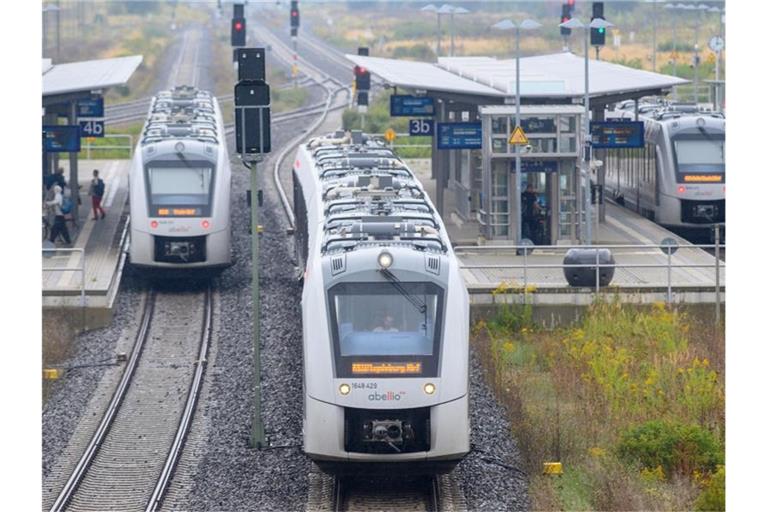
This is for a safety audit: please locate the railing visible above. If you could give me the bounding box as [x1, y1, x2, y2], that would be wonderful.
[42, 247, 87, 323]
[81, 134, 134, 160]
[454, 242, 725, 312]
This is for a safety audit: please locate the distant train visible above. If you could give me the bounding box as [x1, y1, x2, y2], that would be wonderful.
[603, 102, 725, 233]
[129, 85, 232, 273]
[293, 132, 470, 474]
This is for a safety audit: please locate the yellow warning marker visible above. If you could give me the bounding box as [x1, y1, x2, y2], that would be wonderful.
[384, 128, 397, 143]
[43, 368, 61, 380]
[543, 462, 563, 475]
[509, 126, 529, 145]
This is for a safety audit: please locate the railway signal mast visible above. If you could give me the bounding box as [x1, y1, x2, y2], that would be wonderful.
[591, 2, 606, 59]
[354, 47, 371, 128]
[290, 1, 300, 83]
[231, 2, 246, 47]
[233, 45, 272, 449]
[560, 0, 575, 50]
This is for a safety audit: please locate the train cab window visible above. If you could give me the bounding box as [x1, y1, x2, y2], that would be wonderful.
[146, 160, 214, 217]
[328, 282, 444, 378]
[673, 136, 725, 175]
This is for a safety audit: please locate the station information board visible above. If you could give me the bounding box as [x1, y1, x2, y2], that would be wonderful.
[590, 121, 645, 148]
[515, 159, 558, 173]
[43, 125, 81, 152]
[437, 122, 482, 149]
[390, 95, 435, 117]
[76, 98, 104, 118]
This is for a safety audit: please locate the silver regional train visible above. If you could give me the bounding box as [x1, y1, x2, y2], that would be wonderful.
[129, 86, 232, 272]
[293, 132, 470, 474]
[603, 102, 725, 232]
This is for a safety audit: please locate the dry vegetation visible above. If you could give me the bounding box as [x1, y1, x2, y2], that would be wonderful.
[474, 289, 725, 511]
[42, 309, 84, 404]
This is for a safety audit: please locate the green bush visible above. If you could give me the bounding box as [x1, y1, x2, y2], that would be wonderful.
[617, 420, 722, 477]
[695, 465, 725, 512]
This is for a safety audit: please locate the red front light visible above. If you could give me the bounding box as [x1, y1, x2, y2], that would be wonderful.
[202, 220, 210, 229]
[677, 186, 686, 193]
[150, 220, 158, 229]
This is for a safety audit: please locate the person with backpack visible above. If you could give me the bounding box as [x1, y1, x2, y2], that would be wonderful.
[46, 185, 72, 245]
[88, 169, 106, 220]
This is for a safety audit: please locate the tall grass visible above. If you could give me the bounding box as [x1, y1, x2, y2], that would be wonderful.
[474, 297, 725, 511]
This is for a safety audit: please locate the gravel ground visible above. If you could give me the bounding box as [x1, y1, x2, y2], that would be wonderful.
[41, 278, 145, 480]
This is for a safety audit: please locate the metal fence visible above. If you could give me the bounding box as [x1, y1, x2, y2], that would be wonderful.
[81, 134, 134, 160]
[42, 247, 87, 311]
[454, 242, 725, 319]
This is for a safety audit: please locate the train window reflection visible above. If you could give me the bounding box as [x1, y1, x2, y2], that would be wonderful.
[330, 282, 442, 357]
[673, 139, 725, 170]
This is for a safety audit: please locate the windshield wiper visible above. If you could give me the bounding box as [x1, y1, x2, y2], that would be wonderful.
[379, 269, 427, 314]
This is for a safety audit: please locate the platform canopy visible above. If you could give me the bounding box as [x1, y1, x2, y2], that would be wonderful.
[346, 52, 689, 104]
[42, 55, 143, 104]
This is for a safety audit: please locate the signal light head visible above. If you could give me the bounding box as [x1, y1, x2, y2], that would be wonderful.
[234, 21, 243, 31]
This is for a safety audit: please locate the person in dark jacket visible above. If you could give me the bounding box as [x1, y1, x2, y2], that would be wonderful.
[521, 184, 541, 243]
[88, 169, 106, 220]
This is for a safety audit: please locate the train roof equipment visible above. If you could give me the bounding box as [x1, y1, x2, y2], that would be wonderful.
[306, 133, 449, 256]
[141, 86, 220, 146]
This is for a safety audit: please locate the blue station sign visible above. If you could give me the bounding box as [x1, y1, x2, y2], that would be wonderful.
[43, 125, 81, 152]
[437, 122, 482, 150]
[408, 119, 434, 137]
[390, 95, 435, 117]
[590, 121, 645, 149]
[79, 119, 105, 138]
[76, 98, 105, 118]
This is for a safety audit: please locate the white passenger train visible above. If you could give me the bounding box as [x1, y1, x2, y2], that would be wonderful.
[603, 102, 725, 233]
[129, 86, 232, 273]
[293, 132, 470, 474]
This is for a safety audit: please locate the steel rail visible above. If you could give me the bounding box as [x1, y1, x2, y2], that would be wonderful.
[49, 290, 156, 512]
[145, 286, 214, 512]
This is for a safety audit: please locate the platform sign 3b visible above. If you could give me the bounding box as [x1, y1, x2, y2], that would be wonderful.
[79, 119, 105, 138]
[408, 119, 434, 137]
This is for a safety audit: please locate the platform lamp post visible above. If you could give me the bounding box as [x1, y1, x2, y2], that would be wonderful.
[694, 3, 710, 104]
[445, 5, 470, 57]
[708, 5, 724, 111]
[560, 16, 614, 245]
[420, 4, 442, 58]
[492, 18, 541, 246]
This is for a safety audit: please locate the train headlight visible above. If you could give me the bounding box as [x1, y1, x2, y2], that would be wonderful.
[339, 383, 351, 396]
[175, 141, 186, 153]
[378, 251, 393, 269]
[150, 220, 159, 229]
[423, 383, 436, 395]
[201, 220, 210, 229]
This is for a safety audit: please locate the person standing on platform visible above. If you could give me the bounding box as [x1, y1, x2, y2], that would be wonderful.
[44, 167, 67, 200]
[89, 169, 106, 220]
[521, 183, 541, 244]
[46, 185, 72, 245]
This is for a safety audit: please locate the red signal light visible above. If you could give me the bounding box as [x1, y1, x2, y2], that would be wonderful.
[234, 21, 243, 31]
[291, 10, 298, 17]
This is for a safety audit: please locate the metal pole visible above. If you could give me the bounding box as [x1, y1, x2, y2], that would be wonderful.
[450, 12, 455, 56]
[250, 160, 264, 449]
[436, 14, 442, 57]
[652, 0, 657, 72]
[69, 101, 79, 227]
[584, 27, 592, 245]
[595, 249, 600, 295]
[56, 0, 61, 62]
[667, 248, 672, 304]
[694, 13, 700, 103]
[515, 26, 522, 245]
[715, 224, 721, 326]
[672, 12, 678, 100]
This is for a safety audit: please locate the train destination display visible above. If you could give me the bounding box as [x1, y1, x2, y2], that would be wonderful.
[437, 122, 482, 149]
[590, 121, 645, 148]
[390, 95, 435, 117]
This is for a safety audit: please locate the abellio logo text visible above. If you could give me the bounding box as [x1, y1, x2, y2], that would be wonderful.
[368, 391, 406, 401]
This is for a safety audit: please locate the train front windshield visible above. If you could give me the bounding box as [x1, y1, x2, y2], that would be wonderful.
[673, 135, 725, 180]
[328, 282, 444, 378]
[146, 161, 214, 217]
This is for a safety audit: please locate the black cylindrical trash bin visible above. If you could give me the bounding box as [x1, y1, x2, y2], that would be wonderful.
[563, 248, 615, 287]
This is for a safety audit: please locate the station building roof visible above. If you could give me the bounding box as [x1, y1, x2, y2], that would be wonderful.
[43, 55, 143, 98]
[345, 52, 689, 104]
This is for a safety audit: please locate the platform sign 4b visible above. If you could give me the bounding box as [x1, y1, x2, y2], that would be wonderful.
[79, 119, 105, 138]
[408, 119, 434, 136]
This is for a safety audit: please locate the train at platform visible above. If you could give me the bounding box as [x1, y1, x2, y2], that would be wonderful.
[129, 85, 232, 273]
[293, 131, 470, 475]
[603, 102, 725, 235]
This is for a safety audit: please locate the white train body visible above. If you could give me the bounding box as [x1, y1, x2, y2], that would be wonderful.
[129, 86, 232, 272]
[293, 133, 470, 474]
[604, 103, 725, 230]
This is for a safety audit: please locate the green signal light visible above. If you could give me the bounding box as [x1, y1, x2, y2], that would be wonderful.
[598, 28, 605, 33]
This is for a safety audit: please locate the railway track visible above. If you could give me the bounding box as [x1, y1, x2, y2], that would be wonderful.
[47, 286, 214, 512]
